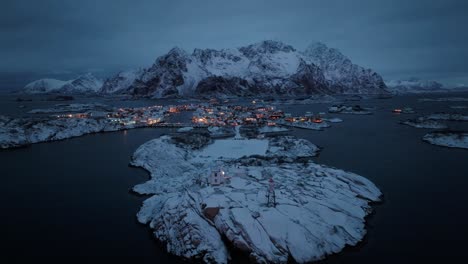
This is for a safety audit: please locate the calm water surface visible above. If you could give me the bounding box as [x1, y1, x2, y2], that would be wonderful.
[0, 93, 467, 263]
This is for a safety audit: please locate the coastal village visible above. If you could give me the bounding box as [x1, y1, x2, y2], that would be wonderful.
[47, 99, 333, 131]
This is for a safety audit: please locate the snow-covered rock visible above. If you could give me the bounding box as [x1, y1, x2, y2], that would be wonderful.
[401, 118, 448, 129]
[102, 40, 388, 98]
[258, 126, 289, 134]
[100, 69, 143, 94]
[425, 113, 468, 122]
[386, 78, 446, 94]
[423, 131, 468, 149]
[23, 73, 103, 94]
[419, 97, 468, 102]
[0, 106, 164, 149]
[130, 134, 381, 263]
[177, 126, 194, 133]
[60, 73, 103, 93]
[323, 117, 343, 123]
[328, 105, 373, 115]
[0, 115, 124, 149]
[303, 42, 388, 94]
[278, 120, 331, 130]
[207, 126, 235, 138]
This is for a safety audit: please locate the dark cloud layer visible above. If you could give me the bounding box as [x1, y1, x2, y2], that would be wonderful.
[1, 0, 467, 86]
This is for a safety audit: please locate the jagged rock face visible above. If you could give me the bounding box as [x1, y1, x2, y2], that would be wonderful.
[290, 61, 331, 95]
[131, 48, 203, 97]
[195, 76, 254, 97]
[100, 70, 142, 94]
[101, 40, 388, 98]
[303, 42, 388, 94]
[239, 40, 296, 59]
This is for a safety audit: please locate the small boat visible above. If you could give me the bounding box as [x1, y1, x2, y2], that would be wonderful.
[392, 108, 402, 113]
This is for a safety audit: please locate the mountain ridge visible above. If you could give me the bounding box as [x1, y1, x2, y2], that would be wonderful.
[23, 73, 103, 94]
[24, 40, 390, 97]
[102, 40, 388, 97]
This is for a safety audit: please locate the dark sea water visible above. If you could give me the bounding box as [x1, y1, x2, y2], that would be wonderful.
[0, 93, 467, 263]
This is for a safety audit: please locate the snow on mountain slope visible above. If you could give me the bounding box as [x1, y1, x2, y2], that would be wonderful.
[23, 79, 72, 93]
[24, 73, 103, 94]
[193, 48, 249, 77]
[303, 42, 388, 94]
[385, 78, 446, 94]
[100, 69, 142, 94]
[101, 40, 388, 98]
[61, 73, 103, 93]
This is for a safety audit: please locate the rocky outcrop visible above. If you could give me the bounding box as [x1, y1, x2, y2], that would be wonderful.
[131, 135, 382, 263]
[423, 131, 468, 149]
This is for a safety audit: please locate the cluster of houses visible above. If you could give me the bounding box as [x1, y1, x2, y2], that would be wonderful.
[192, 103, 324, 127]
[51, 99, 327, 129]
[54, 105, 167, 127]
[192, 104, 283, 127]
[105, 106, 166, 126]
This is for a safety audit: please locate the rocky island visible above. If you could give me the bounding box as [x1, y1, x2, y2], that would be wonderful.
[130, 132, 382, 263]
[401, 118, 448, 129]
[423, 131, 468, 149]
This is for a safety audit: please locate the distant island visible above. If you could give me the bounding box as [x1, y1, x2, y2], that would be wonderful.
[385, 77, 448, 94]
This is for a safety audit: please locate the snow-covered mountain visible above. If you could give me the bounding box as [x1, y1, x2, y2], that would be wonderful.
[100, 69, 143, 94]
[23, 79, 72, 94]
[101, 40, 388, 98]
[61, 73, 103, 93]
[23, 73, 103, 94]
[303, 42, 387, 94]
[385, 78, 446, 94]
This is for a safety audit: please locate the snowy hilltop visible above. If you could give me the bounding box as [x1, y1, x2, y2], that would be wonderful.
[101, 40, 388, 98]
[130, 133, 382, 263]
[23, 73, 103, 94]
[385, 78, 446, 94]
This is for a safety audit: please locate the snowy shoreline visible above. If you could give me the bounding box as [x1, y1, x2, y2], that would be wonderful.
[0, 115, 148, 149]
[130, 133, 381, 263]
[422, 131, 468, 149]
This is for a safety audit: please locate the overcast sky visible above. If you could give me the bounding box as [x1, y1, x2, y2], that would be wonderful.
[1, 0, 468, 86]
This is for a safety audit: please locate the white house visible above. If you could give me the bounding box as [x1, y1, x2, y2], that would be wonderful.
[209, 168, 227, 186]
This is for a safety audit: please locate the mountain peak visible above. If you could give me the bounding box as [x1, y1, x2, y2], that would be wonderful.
[305, 42, 328, 51]
[167, 47, 188, 57]
[23, 73, 102, 94]
[239, 40, 296, 58]
[303, 42, 346, 61]
[76, 72, 98, 80]
[97, 40, 388, 97]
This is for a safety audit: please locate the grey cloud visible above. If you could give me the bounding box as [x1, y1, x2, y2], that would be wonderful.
[1, 0, 467, 86]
